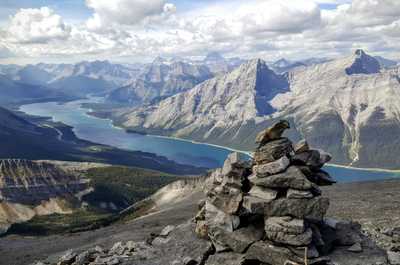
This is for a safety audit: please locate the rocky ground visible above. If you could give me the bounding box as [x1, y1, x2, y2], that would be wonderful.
[1, 179, 400, 265]
[1, 128, 400, 265]
[323, 179, 400, 250]
[0, 173, 399, 265]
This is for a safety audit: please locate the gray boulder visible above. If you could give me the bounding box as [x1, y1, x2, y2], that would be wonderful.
[207, 185, 243, 215]
[266, 227, 313, 246]
[159, 225, 175, 237]
[124, 222, 214, 265]
[205, 201, 240, 232]
[291, 150, 331, 169]
[93, 256, 121, 265]
[209, 224, 264, 253]
[289, 244, 320, 259]
[388, 251, 400, 265]
[221, 152, 248, 186]
[58, 251, 77, 265]
[264, 197, 330, 222]
[205, 253, 245, 265]
[287, 189, 314, 199]
[241, 195, 270, 215]
[248, 185, 278, 201]
[253, 156, 290, 177]
[73, 251, 91, 265]
[293, 139, 310, 154]
[246, 241, 302, 265]
[254, 138, 293, 164]
[313, 170, 336, 186]
[265, 217, 313, 246]
[251, 166, 313, 190]
[110, 242, 127, 255]
[323, 218, 362, 246]
[347, 242, 363, 253]
[265, 216, 306, 234]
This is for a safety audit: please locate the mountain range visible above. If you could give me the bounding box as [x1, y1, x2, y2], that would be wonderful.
[106, 50, 400, 169]
[1, 51, 399, 169]
[107, 59, 213, 106]
[269, 57, 331, 74]
[0, 74, 69, 106]
[276, 49, 400, 167]
[111, 59, 290, 146]
[0, 53, 245, 105]
[6, 60, 138, 98]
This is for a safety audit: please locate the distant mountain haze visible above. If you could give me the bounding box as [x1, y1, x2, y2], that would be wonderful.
[107, 60, 213, 106]
[0, 74, 67, 105]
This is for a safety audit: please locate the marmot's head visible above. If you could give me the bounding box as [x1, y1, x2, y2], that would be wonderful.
[276, 120, 290, 130]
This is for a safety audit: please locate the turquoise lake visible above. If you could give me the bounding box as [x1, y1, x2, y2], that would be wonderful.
[20, 99, 400, 183]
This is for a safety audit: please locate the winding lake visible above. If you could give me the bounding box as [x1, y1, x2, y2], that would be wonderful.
[20, 99, 400, 183]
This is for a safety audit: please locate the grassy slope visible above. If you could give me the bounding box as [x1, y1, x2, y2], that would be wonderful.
[83, 166, 181, 209]
[6, 166, 183, 236]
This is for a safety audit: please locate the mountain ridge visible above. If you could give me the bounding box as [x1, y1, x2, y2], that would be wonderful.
[107, 60, 213, 106]
[107, 50, 400, 169]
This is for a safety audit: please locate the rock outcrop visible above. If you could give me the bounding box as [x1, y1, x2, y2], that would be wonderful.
[42, 121, 390, 265]
[0, 159, 91, 234]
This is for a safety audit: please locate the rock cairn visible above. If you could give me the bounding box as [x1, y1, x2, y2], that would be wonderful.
[36, 120, 390, 265]
[194, 120, 365, 265]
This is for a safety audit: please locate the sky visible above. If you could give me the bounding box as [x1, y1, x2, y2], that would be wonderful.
[0, 0, 399, 64]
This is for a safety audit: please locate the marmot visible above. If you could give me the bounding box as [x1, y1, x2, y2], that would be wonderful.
[255, 120, 290, 145]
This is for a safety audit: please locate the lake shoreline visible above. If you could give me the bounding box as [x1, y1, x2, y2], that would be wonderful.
[20, 98, 400, 176]
[82, 106, 400, 174]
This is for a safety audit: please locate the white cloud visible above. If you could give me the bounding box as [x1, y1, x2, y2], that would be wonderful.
[1, 0, 400, 64]
[85, 0, 176, 30]
[238, 1, 321, 34]
[7, 7, 71, 44]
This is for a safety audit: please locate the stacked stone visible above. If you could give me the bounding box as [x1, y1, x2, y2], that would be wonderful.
[245, 125, 336, 264]
[195, 120, 338, 265]
[195, 152, 261, 253]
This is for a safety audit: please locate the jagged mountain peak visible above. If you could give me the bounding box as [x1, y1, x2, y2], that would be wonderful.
[118, 57, 289, 145]
[354, 48, 366, 57]
[345, 49, 381, 75]
[236, 58, 270, 74]
[200, 58, 281, 91]
[234, 59, 287, 89]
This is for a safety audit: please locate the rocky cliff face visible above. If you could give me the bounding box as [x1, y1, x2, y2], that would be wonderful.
[345, 49, 381, 75]
[115, 59, 290, 149]
[113, 50, 400, 169]
[0, 159, 91, 234]
[44, 121, 390, 265]
[276, 50, 400, 167]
